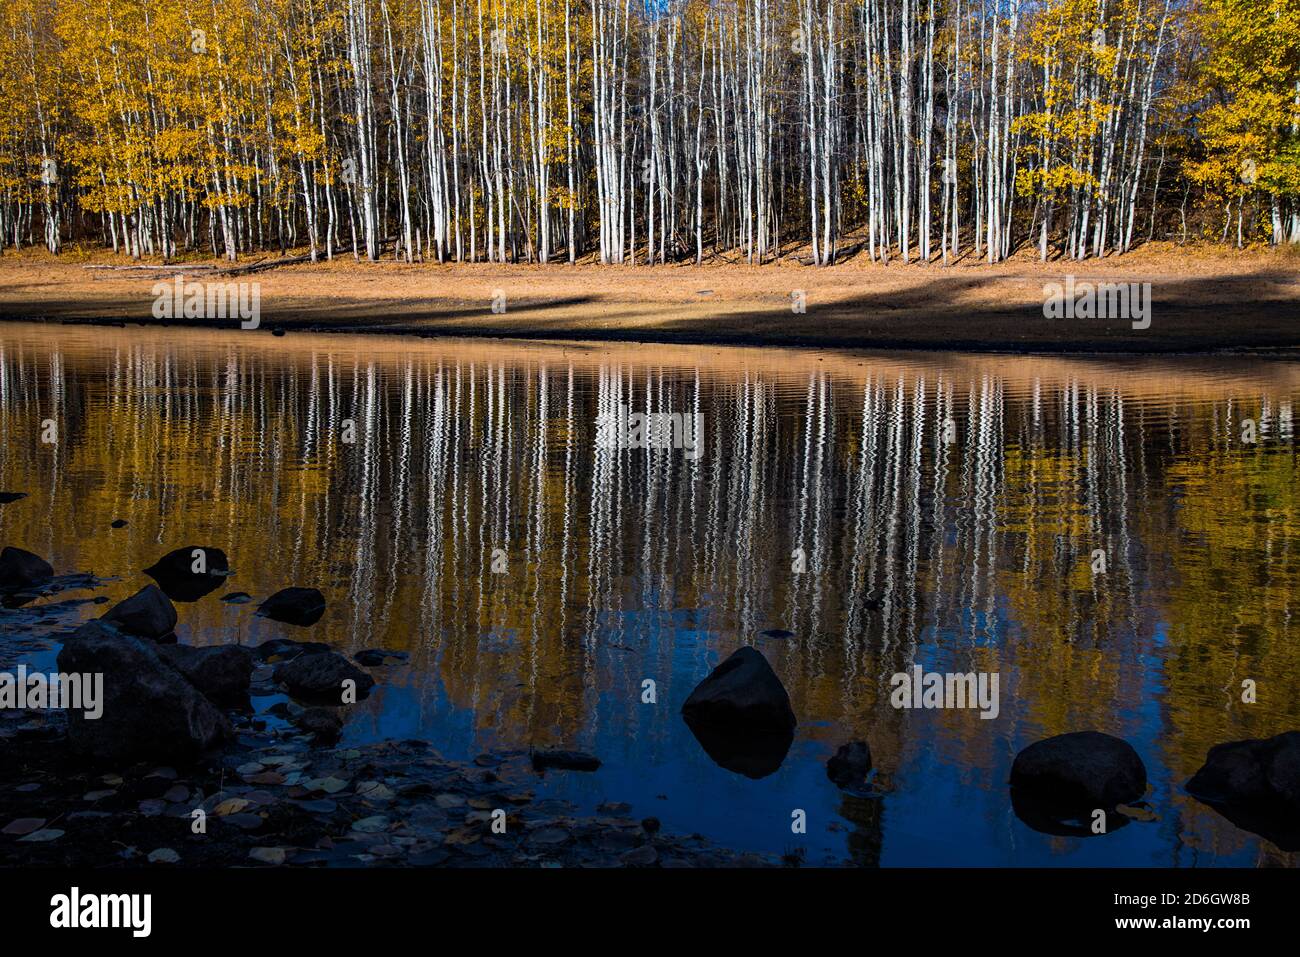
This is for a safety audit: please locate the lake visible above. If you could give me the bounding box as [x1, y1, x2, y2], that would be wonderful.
[0, 322, 1296, 866]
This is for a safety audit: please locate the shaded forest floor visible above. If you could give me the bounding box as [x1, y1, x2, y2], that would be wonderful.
[1, 243, 1297, 353]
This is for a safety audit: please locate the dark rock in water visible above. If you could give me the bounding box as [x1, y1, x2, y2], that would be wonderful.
[253, 637, 331, 661]
[56, 622, 230, 764]
[292, 707, 344, 743]
[273, 651, 374, 703]
[827, 741, 874, 791]
[158, 644, 254, 702]
[681, 646, 797, 732]
[531, 750, 601, 772]
[758, 629, 795, 640]
[354, 648, 409, 666]
[221, 592, 253, 604]
[681, 647, 796, 779]
[0, 546, 54, 591]
[257, 587, 326, 626]
[687, 720, 794, 779]
[0, 492, 28, 504]
[101, 585, 177, 641]
[1011, 787, 1138, 837]
[110, 519, 128, 528]
[143, 546, 230, 602]
[1186, 731, 1300, 851]
[1010, 731, 1146, 830]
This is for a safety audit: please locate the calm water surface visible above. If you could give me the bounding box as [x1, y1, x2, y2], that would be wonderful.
[0, 323, 1297, 866]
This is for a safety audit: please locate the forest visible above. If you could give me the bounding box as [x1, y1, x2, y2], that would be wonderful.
[0, 0, 1296, 266]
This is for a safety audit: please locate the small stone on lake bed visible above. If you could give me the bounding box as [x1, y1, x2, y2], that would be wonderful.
[297, 799, 337, 814]
[351, 815, 389, 833]
[620, 844, 658, 866]
[435, 793, 465, 808]
[162, 785, 189, 802]
[147, 848, 180, 864]
[224, 813, 264, 831]
[18, 828, 64, 842]
[528, 827, 571, 846]
[2, 817, 46, 836]
[249, 847, 287, 865]
[83, 789, 116, 801]
[245, 771, 286, 786]
[356, 781, 394, 800]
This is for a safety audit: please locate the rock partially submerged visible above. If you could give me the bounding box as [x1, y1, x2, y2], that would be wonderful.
[143, 545, 230, 601]
[354, 648, 409, 667]
[158, 644, 254, 703]
[254, 637, 332, 661]
[1010, 731, 1147, 834]
[1186, 731, 1300, 851]
[257, 587, 326, 627]
[826, 741, 873, 791]
[100, 585, 177, 641]
[531, 750, 601, 772]
[56, 621, 230, 764]
[274, 651, 374, 703]
[681, 646, 797, 731]
[0, 546, 54, 591]
[681, 647, 796, 780]
[291, 707, 345, 744]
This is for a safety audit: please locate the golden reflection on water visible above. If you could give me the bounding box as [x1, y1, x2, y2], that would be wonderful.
[0, 323, 1296, 865]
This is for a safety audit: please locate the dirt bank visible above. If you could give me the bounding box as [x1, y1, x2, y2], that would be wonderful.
[1, 244, 1297, 353]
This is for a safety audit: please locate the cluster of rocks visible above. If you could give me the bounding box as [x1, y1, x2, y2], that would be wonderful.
[4, 525, 1299, 860]
[0, 541, 771, 867]
[42, 541, 376, 767]
[679, 643, 1300, 851]
[0, 716, 767, 868]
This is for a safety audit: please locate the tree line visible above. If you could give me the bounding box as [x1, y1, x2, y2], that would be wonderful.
[0, 0, 1296, 264]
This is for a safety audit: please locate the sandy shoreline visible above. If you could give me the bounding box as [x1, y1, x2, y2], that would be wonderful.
[1, 246, 1297, 354]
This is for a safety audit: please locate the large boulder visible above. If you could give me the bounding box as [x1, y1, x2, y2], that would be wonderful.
[257, 587, 326, 626]
[101, 584, 177, 641]
[0, 546, 53, 591]
[143, 545, 230, 601]
[273, 651, 374, 704]
[681, 647, 796, 779]
[681, 646, 797, 731]
[158, 643, 254, 703]
[1186, 731, 1300, 851]
[1010, 731, 1146, 833]
[55, 621, 230, 764]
